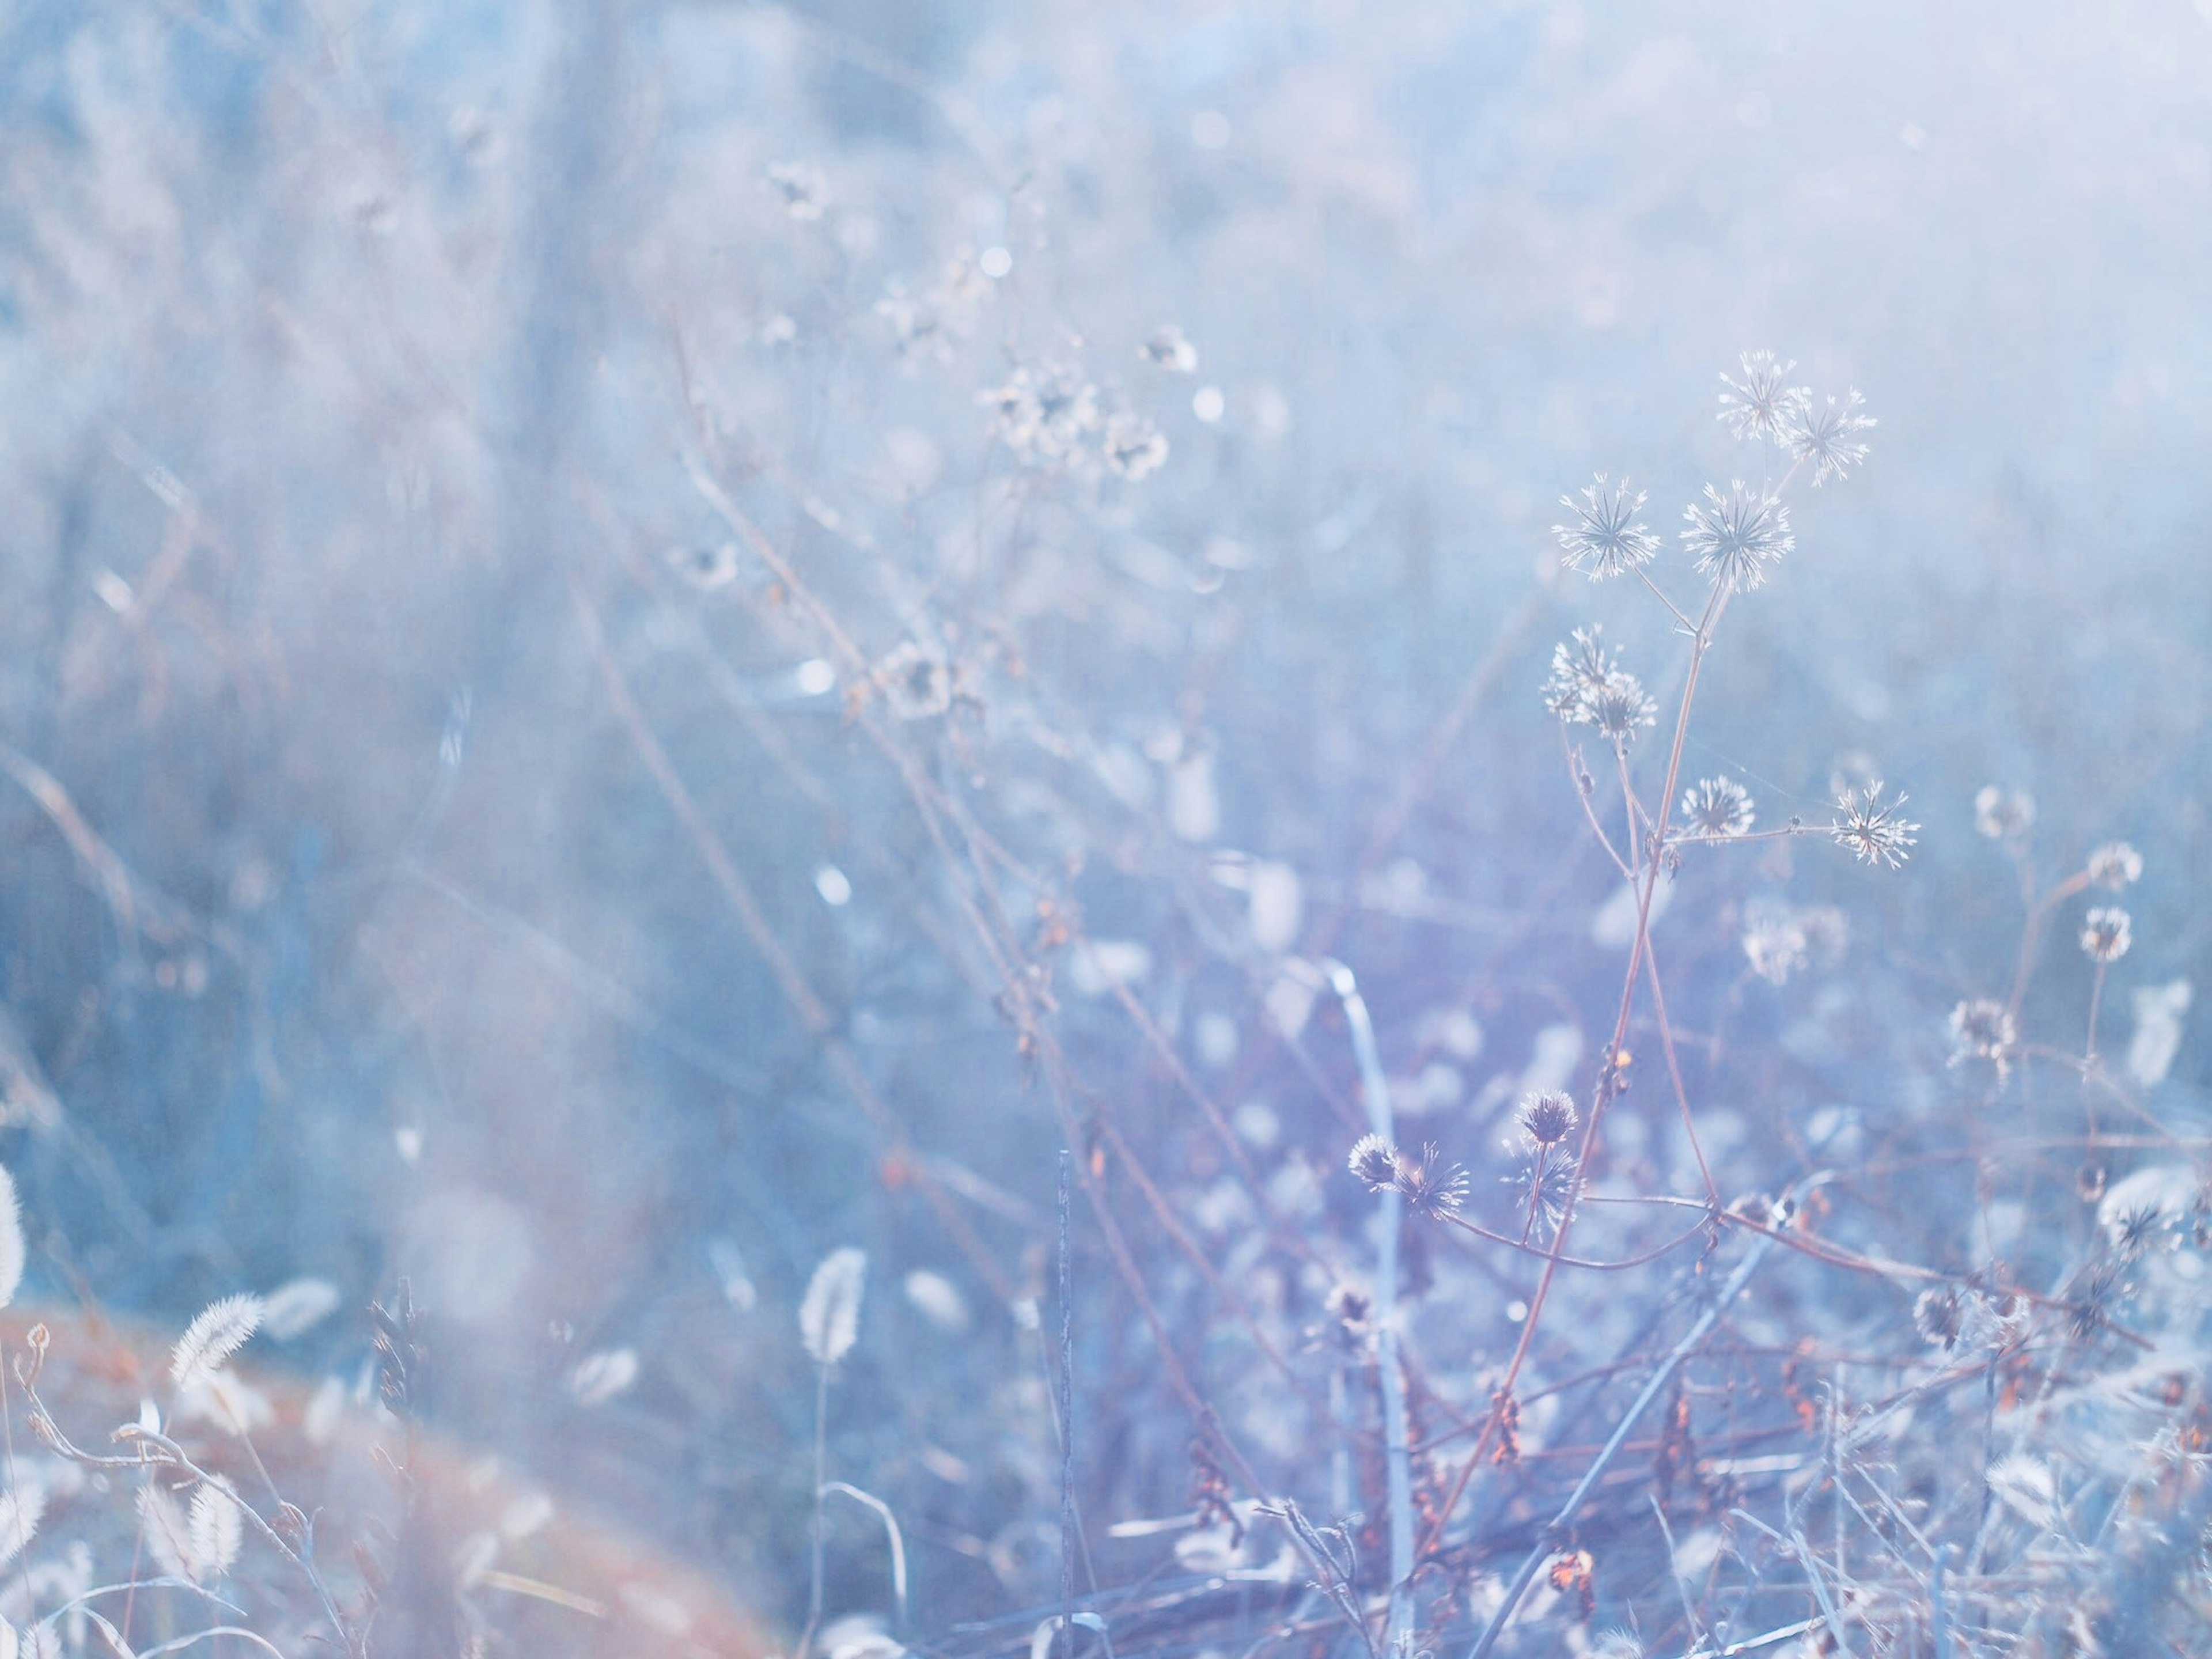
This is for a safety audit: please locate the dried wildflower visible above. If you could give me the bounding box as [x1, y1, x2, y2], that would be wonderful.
[1779, 388, 1876, 486]
[172, 1294, 264, 1389]
[800, 1248, 868, 1368]
[1139, 326, 1198, 372]
[1102, 410, 1169, 480]
[1680, 775, 1755, 839]
[1587, 672, 1658, 747]
[1680, 480, 1794, 593]
[982, 360, 1100, 466]
[2087, 841, 2142, 888]
[1552, 474, 1661, 581]
[1319, 1282, 1374, 1350]
[1949, 998, 2018, 1075]
[1742, 904, 1809, 986]
[1974, 785, 2036, 840]
[1716, 350, 1805, 444]
[2081, 906, 2133, 964]
[874, 641, 953, 720]
[1347, 1132, 1400, 1192]
[763, 161, 828, 221]
[1830, 781, 1918, 868]
[1914, 1286, 1967, 1351]
[1394, 1142, 1469, 1219]
[1508, 1146, 1580, 1239]
[1517, 1091, 1577, 1147]
[1541, 626, 1619, 721]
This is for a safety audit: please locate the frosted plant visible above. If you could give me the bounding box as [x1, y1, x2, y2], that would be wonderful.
[1680, 481, 1794, 593]
[1552, 474, 1660, 581]
[1780, 388, 1876, 486]
[0, 1485, 42, 1569]
[1830, 781, 1918, 868]
[171, 1294, 264, 1389]
[1715, 349, 1805, 442]
[1680, 775, 1755, 838]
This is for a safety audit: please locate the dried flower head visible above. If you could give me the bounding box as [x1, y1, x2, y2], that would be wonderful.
[1517, 1091, 1578, 1147]
[1830, 781, 1918, 869]
[1681, 481, 1794, 593]
[1779, 388, 1876, 486]
[1102, 410, 1169, 480]
[1681, 775, 1755, 839]
[1974, 785, 2036, 840]
[1586, 672, 1658, 747]
[2081, 906, 2132, 964]
[874, 641, 954, 720]
[1508, 1146, 1580, 1238]
[1541, 626, 1619, 721]
[1347, 1132, 1401, 1192]
[1742, 905, 1810, 986]
[1913, 1286, 1967, 1351]
[1717, 350, 1805, 443]
[1552, 474, 1661, 581]
[2087, 841, 2142, 889]
[1949, 998, 2018, 1075]
[1393, 1142, 1469, 1219]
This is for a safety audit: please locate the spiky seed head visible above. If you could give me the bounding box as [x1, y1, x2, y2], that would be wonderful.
[1716, 350, 1806, 443]
[1681, 775, 1755, 839]
[1680, 480, 1794, 593]
[1517, 1092, 1577, 1147]
[1552, 474, 1661, 581]
[1394, 1143, 1468, 1219]
[1779, 388, 1876, 486]
[1830, 781, 1918, 869]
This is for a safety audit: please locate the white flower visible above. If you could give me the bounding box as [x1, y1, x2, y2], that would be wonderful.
[1781, 389, 1876, 486]
[1716, 350, 1806, 442]
[1552, 474, 1660, 581]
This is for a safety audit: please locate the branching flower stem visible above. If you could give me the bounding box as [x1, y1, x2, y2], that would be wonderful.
[1421, 584, 1728, 1559]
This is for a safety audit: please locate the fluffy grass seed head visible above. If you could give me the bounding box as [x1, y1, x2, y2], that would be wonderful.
[1830, 781, 1918, 869]
[1681, 481, 1794, 593]
[2087, 841, 2143, 889]
[1552, 474, 1661, 581]
[800, 1247, 868, 1368]
[1717, 350, 1806, 443]
[171, 1293, 264, 1389]
[2081, 906, 2133, 964]
[1681, 775, 1755, 839]
[1780, 388, 1876, 486]
[0, 1165, 22, 1311]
